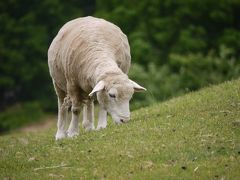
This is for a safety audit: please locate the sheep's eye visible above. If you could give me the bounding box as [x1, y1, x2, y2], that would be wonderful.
[109, 93, 116, 98]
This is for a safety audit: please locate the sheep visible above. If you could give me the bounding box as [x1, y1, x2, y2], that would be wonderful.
[48, 16, 146, 140]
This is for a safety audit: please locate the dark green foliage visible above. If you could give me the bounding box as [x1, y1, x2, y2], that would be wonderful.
[0, 0, 239, 130]
[129, 45, 240, 109]
[0, 0, 89, 109]
[0, 102, 43, 133]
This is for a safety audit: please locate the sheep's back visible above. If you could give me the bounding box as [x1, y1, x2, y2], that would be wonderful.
[48, 16, 131, 92]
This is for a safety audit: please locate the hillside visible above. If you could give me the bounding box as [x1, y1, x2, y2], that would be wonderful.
[0, 79, 240, 179]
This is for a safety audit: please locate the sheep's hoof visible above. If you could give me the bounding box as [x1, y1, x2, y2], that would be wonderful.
[55, 131, 67, 140]
[96, 125, 107, 130]
[67, 130, 79, 138]
[83, 123, 95, 132]
[85, 126, 95, 132]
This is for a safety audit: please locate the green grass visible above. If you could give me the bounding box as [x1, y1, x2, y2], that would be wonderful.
[0, 79, 240, 179]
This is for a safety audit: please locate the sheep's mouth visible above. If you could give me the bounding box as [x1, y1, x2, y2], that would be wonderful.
[114, 119, 126, 124]
[120, 119, 125, 123]
[111, 114, 130, 124]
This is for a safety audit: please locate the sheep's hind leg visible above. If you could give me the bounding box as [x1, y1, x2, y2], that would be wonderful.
[67, 85, 82, 138]
[97, 105, 107, 130]
[54, 83, 69, 140]
[82, 100, 95, 131]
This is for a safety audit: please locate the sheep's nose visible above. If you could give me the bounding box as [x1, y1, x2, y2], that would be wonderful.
[120, 117, 130, 123]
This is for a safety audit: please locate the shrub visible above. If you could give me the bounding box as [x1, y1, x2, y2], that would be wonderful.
[129, 46, 240, 109]
[0, 102, 43, 133]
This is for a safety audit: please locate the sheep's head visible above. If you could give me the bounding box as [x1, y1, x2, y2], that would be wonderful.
[89, 75, 146, 124]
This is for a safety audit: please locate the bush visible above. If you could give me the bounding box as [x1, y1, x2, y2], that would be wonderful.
[129, 63, 182, 110]
[129, 46, 240, 110]
[169, 45, 240, 90]
[0, 102, 44, 133]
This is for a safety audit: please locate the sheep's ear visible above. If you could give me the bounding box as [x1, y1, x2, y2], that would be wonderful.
[129, 79, 146, 92]
[89, 81, 105, 96]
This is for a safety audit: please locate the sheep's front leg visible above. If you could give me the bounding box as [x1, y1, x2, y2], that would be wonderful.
[82, 100, 95, 131]
[67, 105, 81, 137]
[97, 106, 107, 130]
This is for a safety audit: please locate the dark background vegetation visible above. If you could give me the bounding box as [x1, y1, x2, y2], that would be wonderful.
[0, 0, 240, 132]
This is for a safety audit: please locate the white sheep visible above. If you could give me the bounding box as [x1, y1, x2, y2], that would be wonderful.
[48, 16, 146, 140]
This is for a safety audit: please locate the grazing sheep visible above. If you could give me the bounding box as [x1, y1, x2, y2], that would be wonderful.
[48, 16, 146, 140]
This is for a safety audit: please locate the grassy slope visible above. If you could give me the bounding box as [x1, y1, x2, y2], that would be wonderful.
[0, 79, 240, 179]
